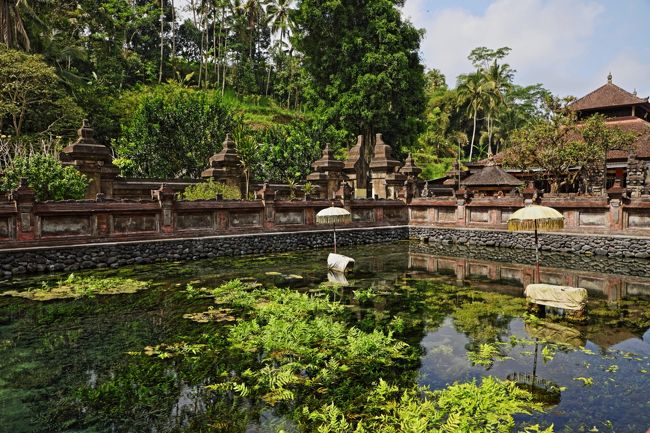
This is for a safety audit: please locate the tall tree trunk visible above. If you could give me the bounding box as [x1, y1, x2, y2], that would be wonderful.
[265, 66, 271, 97]
[203, 5, 209, 85]
[198, 2, 205, 87]
[159, 0, 164, 83]
[216, 5, 224, 86]
[469, 108, 477, 160]
[221, 36, 228, 96]
[190, 0, 197, 26]
[487, 113, 492, 156]
[212, 3, 218, 85]
[171, 0, 176, 76]
[602, 145, 609, 194]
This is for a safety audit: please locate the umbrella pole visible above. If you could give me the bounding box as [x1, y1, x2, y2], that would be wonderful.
[534, 220, 540, 283]
[333, 222, 337, 254]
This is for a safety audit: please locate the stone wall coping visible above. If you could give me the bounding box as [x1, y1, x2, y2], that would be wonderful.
[466, 201, 523, 207]
[175, 200, 264, 211]
[0, 224, 409, 254]
[33, 202, 161, 214]
[0, 202, 15, 215]
[410, 200, 457, 207]
[349, 199, 406, 208]
[115, 178, 204, 185]
[624, 202, 650, 209]
[412, 224, 650, 241]
[539, 201, 609, 209]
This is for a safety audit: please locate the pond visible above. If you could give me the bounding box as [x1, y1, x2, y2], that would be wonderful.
[0, 241, 649, 433]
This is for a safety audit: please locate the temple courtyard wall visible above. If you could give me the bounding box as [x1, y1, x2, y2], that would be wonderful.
[2, 193, 650, 277]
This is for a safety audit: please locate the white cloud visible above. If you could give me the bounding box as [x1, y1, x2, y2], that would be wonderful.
[403, 0, 605, 94]
[598, 53, 650, 100]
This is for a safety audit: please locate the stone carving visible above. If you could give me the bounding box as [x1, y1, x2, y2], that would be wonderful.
[60, 119, 120, 198]
[399, 153, 422, 199]
[201, 134, 245, 192]
[369, 133, 404, 199]
[307, 144, 345, 199]
[343, 135, 368, 197]
[626, 154, 646, 197]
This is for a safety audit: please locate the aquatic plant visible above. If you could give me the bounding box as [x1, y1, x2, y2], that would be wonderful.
[468, 342, 509, 368]
[305, 377, 554, 433]
[174, 281, 552, 431]
[1, 274, 147, 301]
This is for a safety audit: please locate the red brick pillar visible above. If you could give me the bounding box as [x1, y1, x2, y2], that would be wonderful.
[305, 205, 316, 226]
[374, 206, 384, 224]
[257, 183, 276, 230]
[609, 199, 623, 232]
[152, 184, 175, 235]
[456, 199, 466, 227]
[11, 179, 36, 241]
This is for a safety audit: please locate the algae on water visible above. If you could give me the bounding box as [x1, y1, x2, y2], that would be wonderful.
[1, 274, 148, 301]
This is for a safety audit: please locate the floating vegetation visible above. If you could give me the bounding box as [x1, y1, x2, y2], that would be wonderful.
[137, 342, 207, 359]
[352, 287, 376, 302]
[1, 274, 147, 301]
[183, 307, 237, 323]
[467, 342, 509, 368]
[573, 376, 594, 386]
[131, 280, 554, 431]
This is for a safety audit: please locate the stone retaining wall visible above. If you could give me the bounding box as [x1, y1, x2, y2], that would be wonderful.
[4, 223, 650, 279]
[0, 226, 408, 279]
[408, 241, 650, 279]
[410, 226, 650, 259]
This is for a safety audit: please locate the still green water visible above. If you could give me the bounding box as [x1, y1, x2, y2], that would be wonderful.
[0, 241, 649, 432]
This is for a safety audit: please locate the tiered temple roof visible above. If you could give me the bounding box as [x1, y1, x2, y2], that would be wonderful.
[461, 157, 523, 188]
[570, 73, 650, 115]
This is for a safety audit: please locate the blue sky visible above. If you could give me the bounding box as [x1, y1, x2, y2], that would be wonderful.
[401, 0, 650, 98]
[176, 0, 649, 98]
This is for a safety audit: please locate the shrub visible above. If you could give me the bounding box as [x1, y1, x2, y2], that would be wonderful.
[178, 179, 241, 200]
[1, 153, 88, 201]
[114, 84, 237, 178]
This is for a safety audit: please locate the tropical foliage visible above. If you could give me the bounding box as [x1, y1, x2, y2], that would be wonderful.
[114, 84, 237, 178]
[179, 178, 241, 200]
[1, 153, 88, 200]
[504, 105, 636, 193]
[0, 0, 630, 193]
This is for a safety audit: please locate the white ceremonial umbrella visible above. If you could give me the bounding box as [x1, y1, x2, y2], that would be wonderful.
[316, 206, 352, 253]
[508, 205, 564, 283]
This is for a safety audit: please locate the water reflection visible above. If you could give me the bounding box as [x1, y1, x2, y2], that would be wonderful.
[408, 242, 650, 302]
[1, 241, 649, 433]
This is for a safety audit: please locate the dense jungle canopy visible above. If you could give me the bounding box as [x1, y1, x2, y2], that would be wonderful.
[0, 0, 578, 181]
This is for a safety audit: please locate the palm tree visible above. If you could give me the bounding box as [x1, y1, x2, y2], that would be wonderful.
[0, 0, 31, 50]
[456, 73, 488, 160]
[482, 60, 513, 155]
[266, 0, 293, 46]
[237, 0, 265, 59]
[265, 0, 294, 96]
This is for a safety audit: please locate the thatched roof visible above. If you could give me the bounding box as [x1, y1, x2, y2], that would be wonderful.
[460, 164, 523, 187]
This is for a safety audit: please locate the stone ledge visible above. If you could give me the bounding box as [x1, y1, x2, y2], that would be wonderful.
[0, 226, 409, 279]
[409, 226, 650, 259]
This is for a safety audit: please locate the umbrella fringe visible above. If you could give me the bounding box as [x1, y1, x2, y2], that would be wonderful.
[508, 219, 564, 232]
[316, 215, 352, 225]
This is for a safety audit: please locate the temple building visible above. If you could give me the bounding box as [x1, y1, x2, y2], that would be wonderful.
[448, 74, 650, 196]
[569, 73, 650, 194]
